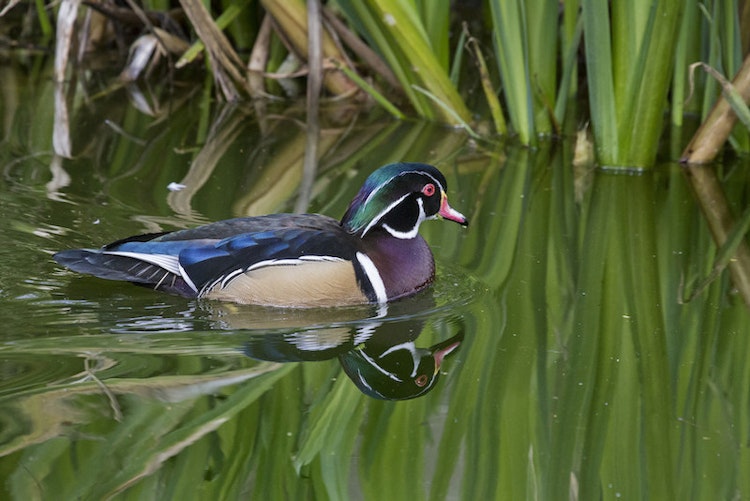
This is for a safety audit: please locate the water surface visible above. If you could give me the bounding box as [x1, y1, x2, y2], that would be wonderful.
[1, 61, 749, 500]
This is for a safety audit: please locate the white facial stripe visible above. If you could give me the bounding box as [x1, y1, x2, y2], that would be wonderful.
[381, 198, 425, 239]
[356, 252, 388, 303]
[362, 192, 411, 237]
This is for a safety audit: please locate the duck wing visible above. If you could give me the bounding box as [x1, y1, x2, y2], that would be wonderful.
[53, 214, 357, 298]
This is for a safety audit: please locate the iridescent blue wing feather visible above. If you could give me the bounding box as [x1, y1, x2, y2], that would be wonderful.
[182, 227, 359, 295]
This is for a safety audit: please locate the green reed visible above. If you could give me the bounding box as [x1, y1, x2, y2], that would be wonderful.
[11, 0, 750, 167]
[334, 0, 471, 125]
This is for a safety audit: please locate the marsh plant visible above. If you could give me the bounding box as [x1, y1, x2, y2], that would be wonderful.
[3, 0, 749, 168]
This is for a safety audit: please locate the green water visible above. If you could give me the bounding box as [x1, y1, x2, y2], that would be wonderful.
[1, 64, 749, 500]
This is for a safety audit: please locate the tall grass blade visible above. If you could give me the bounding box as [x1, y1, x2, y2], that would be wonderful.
[336, 0, 471, 124]
[416, 0, 450, 71]
[554, 15, 583, 128]
[583, 0, 683, 167]
[488, 0, 535, 145]
[581, 0, 618, 164]
[412, 85, 480, 139]
[34, 0, 53, 39]
[334, 61, 406, 119]
[293, 375, 363, 472]
[616, 0, 684, 167]
[467, 34, 507, 135]
[671, 0, 700, 128]
[449, 23, 468, 86]
[525, 0, 558, 133]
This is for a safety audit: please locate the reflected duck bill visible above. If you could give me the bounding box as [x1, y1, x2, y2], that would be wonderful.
[433, 340, 462, 373]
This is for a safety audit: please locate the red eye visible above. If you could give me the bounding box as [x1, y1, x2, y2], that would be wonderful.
[415, 374, 429, 387]
[421, 183, 436, 196]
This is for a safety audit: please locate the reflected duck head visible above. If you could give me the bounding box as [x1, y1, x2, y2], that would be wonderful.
[338, 332, 463, 400]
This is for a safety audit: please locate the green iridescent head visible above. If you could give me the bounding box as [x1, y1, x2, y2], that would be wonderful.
[341, 162, 468, 238]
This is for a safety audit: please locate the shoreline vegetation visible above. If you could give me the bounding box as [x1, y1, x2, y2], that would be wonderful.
[1, 0, 749, 169]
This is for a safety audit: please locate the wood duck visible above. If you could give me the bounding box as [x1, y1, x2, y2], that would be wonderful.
[53, 162, 468, 307]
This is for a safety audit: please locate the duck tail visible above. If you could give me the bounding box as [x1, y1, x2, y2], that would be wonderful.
[53, 249, 195, 297]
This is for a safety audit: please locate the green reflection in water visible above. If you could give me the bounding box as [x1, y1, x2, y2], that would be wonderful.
[0, 64, 749, 500]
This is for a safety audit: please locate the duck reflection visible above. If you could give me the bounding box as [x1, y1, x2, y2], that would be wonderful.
[55, 279, 464, 399]
[242, 319, 462, 400]
[339, 331, 462, 400]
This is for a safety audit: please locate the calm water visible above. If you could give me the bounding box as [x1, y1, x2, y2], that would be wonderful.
[1, 62, 749, 500]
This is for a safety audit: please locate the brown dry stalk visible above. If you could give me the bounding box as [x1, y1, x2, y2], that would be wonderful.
[248, 14, 274, 97]
[682, 164, 750, 307]
[54, 0, 80, 83]
[320, 6, 400, 91]
[260, 0, 357, 97]
[53, 0, 81, 158]
[680, 54, 750, 164]
[179, 0, 251, 100]
[296, 0, 322, 214]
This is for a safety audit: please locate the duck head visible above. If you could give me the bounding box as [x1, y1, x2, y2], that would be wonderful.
[341, 162, 468, 238]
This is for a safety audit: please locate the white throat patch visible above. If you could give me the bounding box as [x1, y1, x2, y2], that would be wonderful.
[374, 197, 426, 240]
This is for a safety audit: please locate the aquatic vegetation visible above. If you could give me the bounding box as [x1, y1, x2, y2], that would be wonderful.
[3, 0, 748, 167]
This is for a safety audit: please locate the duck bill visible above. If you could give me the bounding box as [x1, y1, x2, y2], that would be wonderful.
[439, 193, 469, 226]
